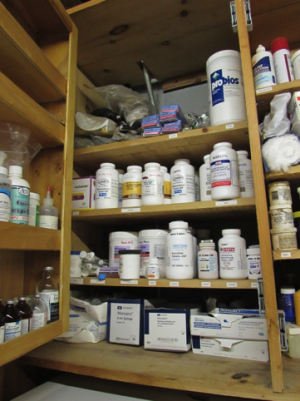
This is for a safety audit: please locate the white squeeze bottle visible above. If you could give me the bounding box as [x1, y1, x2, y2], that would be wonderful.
[39, 186, 58, 229]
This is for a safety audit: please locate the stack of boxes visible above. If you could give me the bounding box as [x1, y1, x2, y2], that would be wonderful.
[142, 104, 187, 136]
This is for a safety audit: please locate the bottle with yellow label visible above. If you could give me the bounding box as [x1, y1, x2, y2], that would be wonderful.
[122, 165, 142, 207]
[160, 166, 171, 204]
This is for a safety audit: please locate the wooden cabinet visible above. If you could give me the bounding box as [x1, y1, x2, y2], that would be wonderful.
[0, 0, 77, 366]
[4, 0, 300, 400]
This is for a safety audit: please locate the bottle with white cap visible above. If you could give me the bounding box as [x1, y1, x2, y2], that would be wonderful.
[199, 154, 212, 201]
[122, 165, 142, 207]
[198, 240, 219, 279]
[96, 163, 119, 209]
[0, 152, 11, 222]
[8, 165, 30, 225]
[39, 186, 58, 229]
[237, 150, 255, 198]
[117, 169, 124, 208]
[219, 229, 247, 279]
[252, 44, 277, 89]
[142, 162, 164, 206]
[171, 159, 195, 204]
[160, 166, 171, 204]
[147, 257, 160, 280]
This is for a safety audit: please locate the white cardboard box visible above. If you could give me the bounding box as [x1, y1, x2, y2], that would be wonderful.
[190, 313, 268, 340]
[107, 299, 144, 346]
[192, 336, 269, 362]
[144, 307, 200, 352]
[72, 176, 95, 210]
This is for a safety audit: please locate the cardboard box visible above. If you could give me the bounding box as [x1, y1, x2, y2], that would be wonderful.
[190, 313, 268, 340]
[192, 336, 269, 362]
[72, 176, 95, 210]
[144, 307, 200, 352]
[107, 299, 144, 346]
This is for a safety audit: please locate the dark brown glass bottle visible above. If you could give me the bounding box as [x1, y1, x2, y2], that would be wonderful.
[2, 300, 22, 342]
[16, 297, 33, 334]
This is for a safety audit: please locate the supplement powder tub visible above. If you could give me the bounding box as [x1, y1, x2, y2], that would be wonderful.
[109, 231, 139, 268]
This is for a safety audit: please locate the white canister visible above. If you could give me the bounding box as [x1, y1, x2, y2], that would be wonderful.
[109, 231, 139, 268]
[142, 162, 164, 206]
[95, 163, 119, 209]
[160, 166, 171, 204]
[139, 229, 168, 278]
[237, 150, 255, 198]
[198, 240, 219, 279]
[122, 165, 142, 208]
[70, 251, 82, 277]
[171, 159, 195, 204]
[252, 45, 276, 89]
[271, 37, 294, 84]
[119, 249, 141, 280]
[269, 205, 294, 229]
[206, 50, 247, 126]
[199, 154, 212, 201]
[291, 50, 300, 80]
[194, 171, 200, 202]
[210, 142, 240, 200]
[219, 229, 247, 279]
[29, 192, 40, 226]
[268, 181, 292, 206]
[247, 247, 262, 279]
[166, 220, 194, 280]
[147, 257, 160, 280]
[270, 227, 298, 250]
[117, 169, 124, 208]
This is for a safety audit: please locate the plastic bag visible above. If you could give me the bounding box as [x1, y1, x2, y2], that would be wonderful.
[260, 93, 291, 139]
[75, 112, 117, 137]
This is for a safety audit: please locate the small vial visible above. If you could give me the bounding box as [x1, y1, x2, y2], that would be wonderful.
[147, 257, 160, 280]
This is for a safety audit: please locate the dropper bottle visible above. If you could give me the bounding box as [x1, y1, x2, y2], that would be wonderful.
[39, 186, 58, 229]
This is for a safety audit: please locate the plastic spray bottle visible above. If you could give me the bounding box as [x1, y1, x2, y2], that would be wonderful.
[39, 186, 58, 229]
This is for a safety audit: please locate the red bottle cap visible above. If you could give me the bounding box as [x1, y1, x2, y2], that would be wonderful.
[271, 37, 289, 54]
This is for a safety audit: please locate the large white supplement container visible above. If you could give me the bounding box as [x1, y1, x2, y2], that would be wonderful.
[117, 169, 124, 208]
[207, 50, 246, 126]
[171, 159, 195, 204]
[166, 221, 194, 279]
[95, 163, 119, 209]
[139, 229, 168, 278]
[142, 163, 164, 206]
[160, 166, 171, 204]
[219, 229, 247, 279]
[122, 165, 142, 207]
[252, 45, 276, 89]
[237, 150, 255, 198]
[198, 240, 219, 279]
[109, 231, 139, 268]
[199, 154, 212, 201]
[210, 142, 240, 200]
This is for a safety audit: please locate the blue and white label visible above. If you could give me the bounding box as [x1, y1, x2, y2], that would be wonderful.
[211, 69, 239, 106]
[0, 188, 11, 222]
[4, 321, 21, 341]
[253, 56, 276, 87]
[10, 185, 29, 224]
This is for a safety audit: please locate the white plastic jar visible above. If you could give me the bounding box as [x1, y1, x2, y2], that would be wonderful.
[269, 205, 294, 229]
[147, 257, 160, 280]
[194, 171, 200, 201]
[237, 150, 255, 198]
[117, 169, 124, 208]
[122, 165, 142, 207]
[142, 163, 164, 206]
[95, 163, 119, 209]
[119, 249, 141, 280]
[198, 240, 219, 279]
[270, 227, 298, 251]
[210, 142, 240, 200]
[109, 231, 139, 268]
[247, 246, 262, 279]
[251, 45, 277, 90]
[199, 154, 212, 201]
[139, 229, 168, 278]
[166, 220, 194, 279]
[218, 229, 247, 279]
[268, 181, 292, 206]
[160, 166, 171, 204]
[29, 192, 40, 227]
[171, 159, 195, 204]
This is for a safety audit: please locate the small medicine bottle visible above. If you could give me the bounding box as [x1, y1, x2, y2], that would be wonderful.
[39, 187, 58, 229]
[36, 266, 59, 322]
[247, 246, 262, 279]
[278, 288, 296, 323]
[147, 257, 160, 280]
[30, 294, 48, 331]
[198, 240, 219, 279]
[16, 296, 33, 335]
[2, 300, 22, 342]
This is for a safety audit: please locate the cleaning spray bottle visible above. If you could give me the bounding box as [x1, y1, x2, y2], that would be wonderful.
[39, 186, 58, 229]
[0, 152, 11, 222]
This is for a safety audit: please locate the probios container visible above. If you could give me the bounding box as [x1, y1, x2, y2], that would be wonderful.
[207, 50, 247, 126]
[8, 165, 30, 225]
[247, 246, 262, 279]
[210, 142, 240, 200]
[122, 165, 142, 207]
[166, 221, 194, 280]
[95, 163, 119, 209]
[109, 231, 139, 268]
[219, 229, 247, 279]
[237, 150, 255, 198]
[171, 159, 195, 204]
[252, 45, 276, 90]
[160, 166, 171, 204]
[139, 229, 168, 278]
[268, 181, 292, 207]
[271, 37, 295, 84]
[142, 163, 164, 206]
[117, 169, 124, 208]
[199, 154, 212, 201]
[198, 240, 219, 279]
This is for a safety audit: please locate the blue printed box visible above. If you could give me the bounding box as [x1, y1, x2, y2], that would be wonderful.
[162, 120, 182, 133]
[161, 104, 187, 125]
[143, 127, 162, 136]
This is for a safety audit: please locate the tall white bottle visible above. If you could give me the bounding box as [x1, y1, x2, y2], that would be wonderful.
[199, 154, 212, 201]
[237, 150, 255, 198]
[39, 186, 58, 229]
[171, 159, 195, 204]
[8, 165, 30, 225]
[96, 163, 119, 209]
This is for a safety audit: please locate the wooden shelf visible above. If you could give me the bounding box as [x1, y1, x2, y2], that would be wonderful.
[273, 249, 300, 261]
[0, 70, 65, 147]
[70, 276, 258, 289]
[73, 121, 249, 172]
[0, 222, 61, 251]
[72, 197, 256, 224]
[265, 165, 300, 182]
[20, 341, 300, 401]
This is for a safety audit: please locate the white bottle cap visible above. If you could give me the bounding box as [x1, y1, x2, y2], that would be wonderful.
[247, 247, 261, 255]
[237, 150, 249, 158]
[256, 45, 266, 53]
[100, 163, 115, 168]
[44, 266, 54, 271]
[144, 162, 160, 170]
[0, 166, 8, 175]
[213, 142, 232, 150]
[117, 169, 124, 174]
[149, 257, 159, 265]
[0, 151, 7, 166]
[222, 229, 241, 236]
[174, 159, 190, 165]
[8, 165, 23, 176]
[203, 154, 210, 163]
[280, 288, 295, 294]
[160, 166, 168, 173]
[169, 220, 188, 230]
[30, 192, 40, 201]
[127, 165, 142, 172]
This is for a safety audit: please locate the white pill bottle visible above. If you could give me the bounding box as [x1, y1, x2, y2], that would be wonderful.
[247, 246, 262, 279]
[194, 171, 200, 201]
[122, 165, 142, 207]
[117, 169, 124, 208]
[160, 166, 171, 204]
[237, 150, 255, 198]
[142, 162, 164, 206]
[210, 142, 240, 200]
[199, 154, 212, 201]
[198, 240, 219, 279]
[95, 163, 119, 209]
[166, 221, 194, 279]
[219, 229, 247, 279]
[171, 159, 195, 204]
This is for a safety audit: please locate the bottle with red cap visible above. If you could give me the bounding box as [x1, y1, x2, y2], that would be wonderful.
[271, 37, 295, 83]
[39, 186, 58, 229]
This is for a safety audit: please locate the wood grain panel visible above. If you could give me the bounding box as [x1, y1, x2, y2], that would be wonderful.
[0, 250, 25, 301]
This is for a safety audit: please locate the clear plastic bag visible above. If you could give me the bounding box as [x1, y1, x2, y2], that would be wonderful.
[260, 93, 291, 139]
